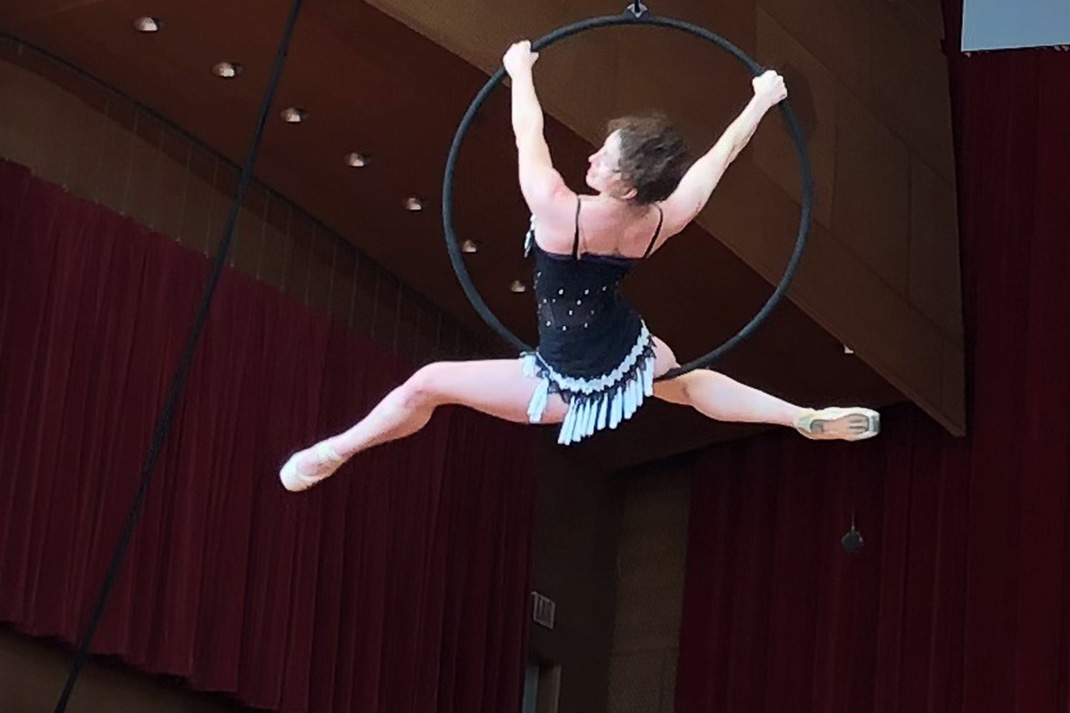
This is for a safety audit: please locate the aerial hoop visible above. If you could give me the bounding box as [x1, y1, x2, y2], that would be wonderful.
[442, 8, 813, 381]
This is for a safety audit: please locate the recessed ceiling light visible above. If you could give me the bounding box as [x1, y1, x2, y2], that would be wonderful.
[212, 62, 243, 78]
[461, 239, 479, 254]
[344, 152, 369, 168]
[134, 16, 163, 33]
[280, 107, 308, 124]
[404, 196, 424, 212]
[510, 280, 527, 293]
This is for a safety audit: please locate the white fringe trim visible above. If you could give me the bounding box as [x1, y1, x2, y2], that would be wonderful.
[521, 324, 656, 445]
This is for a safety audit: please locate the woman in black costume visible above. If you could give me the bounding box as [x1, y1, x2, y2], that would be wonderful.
[280, 41, 878, 492]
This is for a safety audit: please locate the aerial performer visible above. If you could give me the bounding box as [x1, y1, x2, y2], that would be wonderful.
[280, 39, 878, 492]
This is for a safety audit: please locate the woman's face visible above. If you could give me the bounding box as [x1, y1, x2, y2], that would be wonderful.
[586, 130, 633, 199]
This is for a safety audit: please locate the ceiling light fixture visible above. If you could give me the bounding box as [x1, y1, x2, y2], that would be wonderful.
[134, 16, 163, 33]
[404, 196, 424, 212]
[344, 152, 369, 168]
[280, 107, 308, 124]
[510, 280, 527, 293]
[212, 61, 243, 78]
[461, 239, 479, 254]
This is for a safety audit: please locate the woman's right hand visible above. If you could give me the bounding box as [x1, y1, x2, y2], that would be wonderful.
[752, 69, 787, 108]
[503, 40, 539, 78]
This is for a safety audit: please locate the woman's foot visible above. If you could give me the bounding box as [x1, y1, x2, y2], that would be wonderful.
[793, 407, 880, 441]
[279, 442, 345, 492]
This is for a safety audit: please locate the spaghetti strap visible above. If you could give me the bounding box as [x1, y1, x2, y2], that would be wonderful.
[641, 205, 664, 259]
[571, 196, 582, 259]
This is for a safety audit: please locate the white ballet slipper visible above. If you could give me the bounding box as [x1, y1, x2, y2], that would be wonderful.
[793, 407, 880, 442]
[279, 442, 345, 492]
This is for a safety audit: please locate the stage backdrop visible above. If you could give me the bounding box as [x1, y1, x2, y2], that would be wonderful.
[675, 2, 1070, 711]
[0, 158, 537, 713]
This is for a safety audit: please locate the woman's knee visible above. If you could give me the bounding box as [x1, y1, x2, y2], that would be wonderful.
[653, 374, 691, 405]
[399, 362, 451, 409]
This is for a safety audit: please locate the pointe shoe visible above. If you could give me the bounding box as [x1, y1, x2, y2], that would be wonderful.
[794, 407, 880, 442]
[279, 442, 345, 492]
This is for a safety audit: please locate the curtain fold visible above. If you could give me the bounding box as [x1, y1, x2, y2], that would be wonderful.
[677, 407, 970, 712]
[0, 159, 536, 713]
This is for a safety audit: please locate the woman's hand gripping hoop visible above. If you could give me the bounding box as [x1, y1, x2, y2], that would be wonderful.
[442, 8, 814, 381]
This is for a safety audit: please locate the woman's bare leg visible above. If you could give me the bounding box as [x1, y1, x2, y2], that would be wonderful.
[650, 337, 878, 438]
[280, 359, 568, 491]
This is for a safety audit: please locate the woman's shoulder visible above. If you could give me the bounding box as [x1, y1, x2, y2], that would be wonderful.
[581, 201, 662, 257]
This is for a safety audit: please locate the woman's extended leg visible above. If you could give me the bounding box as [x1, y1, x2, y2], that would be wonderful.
[279, 359, 568, 491]
[649, 337, 878, 439]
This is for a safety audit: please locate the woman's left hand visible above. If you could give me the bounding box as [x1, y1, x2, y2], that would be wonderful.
[752, 69, 787, 108]
[503, 40, 539, 77]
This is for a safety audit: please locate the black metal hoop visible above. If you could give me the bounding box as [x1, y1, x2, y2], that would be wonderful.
[442, 11, 813, 381]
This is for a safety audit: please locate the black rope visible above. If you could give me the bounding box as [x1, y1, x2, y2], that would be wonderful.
[51, 0, 306, 710]
[442, 11, 813, 381]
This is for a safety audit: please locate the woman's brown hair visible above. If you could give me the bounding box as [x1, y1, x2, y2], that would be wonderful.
[606, 113, 690, 204]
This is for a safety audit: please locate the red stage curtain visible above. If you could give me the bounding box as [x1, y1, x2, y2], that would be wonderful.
[0, 159, 536, 713]
[676, 4, 1070, 711]
[677, 407, 971, 712]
